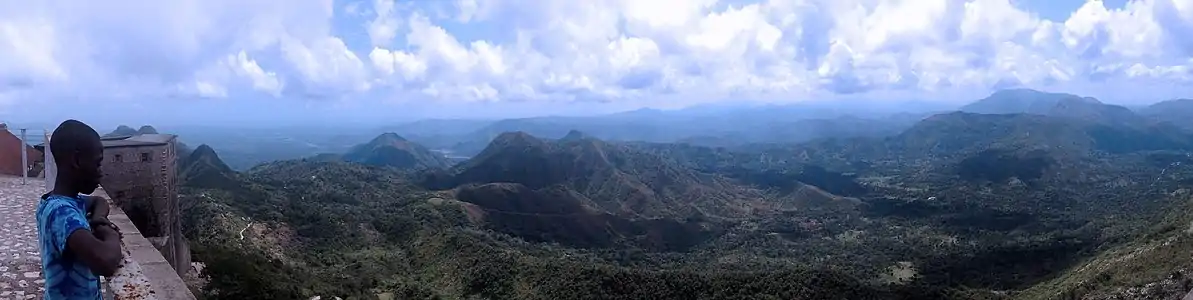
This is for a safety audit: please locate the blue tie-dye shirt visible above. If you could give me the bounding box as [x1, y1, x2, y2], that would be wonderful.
[35, 194, 102, 300]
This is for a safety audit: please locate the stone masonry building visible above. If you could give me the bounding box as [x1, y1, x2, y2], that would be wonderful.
[35, 133, 191, 277]
[99, 134, 190, 277]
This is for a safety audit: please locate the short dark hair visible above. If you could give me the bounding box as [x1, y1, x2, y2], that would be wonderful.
[49, 119, 101, 164]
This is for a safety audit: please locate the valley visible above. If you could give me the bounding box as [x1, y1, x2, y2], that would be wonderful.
[16, 1, 1193, 299]
[166, 89, 1193, 300]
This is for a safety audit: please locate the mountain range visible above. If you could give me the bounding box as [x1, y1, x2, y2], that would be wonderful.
[383, 104, 937, 157]
[161, 88, 1193, 171]
[172, 88, 1193, 300]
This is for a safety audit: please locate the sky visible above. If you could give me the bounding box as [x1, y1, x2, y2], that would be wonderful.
[1, 0, 1191, 128]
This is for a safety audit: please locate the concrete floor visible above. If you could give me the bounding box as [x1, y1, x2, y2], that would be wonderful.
[0, 176, 44, 300]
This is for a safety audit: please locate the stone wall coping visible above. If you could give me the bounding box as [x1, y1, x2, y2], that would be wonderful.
[93, 188, 196, 300]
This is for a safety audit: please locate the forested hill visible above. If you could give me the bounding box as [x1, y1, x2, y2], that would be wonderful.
[177, 89, 1193, 300]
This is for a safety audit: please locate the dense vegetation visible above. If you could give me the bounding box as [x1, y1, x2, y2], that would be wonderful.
[176, 89, 1193, 299]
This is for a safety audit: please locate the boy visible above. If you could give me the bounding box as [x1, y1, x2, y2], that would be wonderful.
[36, 120, 123, 300]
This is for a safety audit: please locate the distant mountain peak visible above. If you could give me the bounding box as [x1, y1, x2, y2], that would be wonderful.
[987, 88, 1090, 100]
[560, 130, 589, 141]
[342, 132, 450, 169]
[186, 144, 233, 174]
[1055, 95, 1103, 105]
[990, 88, 1054, 97]
[959, 89, 1144, 126]
[137, 125, 159, 134]
[962, 89, 1085, 114]
[180, 143, 238, 189]
[371, 132, 407, 143]
[459, 132, 553, 173]
[106, 125, 138, 137]
[491, 131, 545, 147]
[192, 143, 217, 156]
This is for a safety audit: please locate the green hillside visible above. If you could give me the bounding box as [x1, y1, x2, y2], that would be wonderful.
[177, 89, 1193, 300]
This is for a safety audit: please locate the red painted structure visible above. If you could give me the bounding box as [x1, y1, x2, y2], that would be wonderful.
[0, 124, 41, 176]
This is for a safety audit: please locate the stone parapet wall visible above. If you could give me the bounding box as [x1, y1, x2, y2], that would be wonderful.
[94, 188, 195, 300]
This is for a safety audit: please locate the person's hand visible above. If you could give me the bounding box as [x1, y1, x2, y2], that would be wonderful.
[89, 216, 111, 227]
[89, 217, 122, 240]
[87, 195, 111, 220]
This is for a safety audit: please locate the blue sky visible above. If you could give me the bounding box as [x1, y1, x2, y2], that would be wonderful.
[1, 0, 1191, 128]
[1032, 0, 1127, 20]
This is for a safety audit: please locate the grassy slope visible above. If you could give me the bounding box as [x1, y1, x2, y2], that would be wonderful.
[1019, 189, 1193, 300]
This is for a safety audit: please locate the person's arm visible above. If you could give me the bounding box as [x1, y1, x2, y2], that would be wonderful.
[48, 204, 123, 277]
[67, 225, 123, 277]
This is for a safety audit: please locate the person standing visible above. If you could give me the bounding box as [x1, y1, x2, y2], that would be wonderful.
[35, 119, 123, 300]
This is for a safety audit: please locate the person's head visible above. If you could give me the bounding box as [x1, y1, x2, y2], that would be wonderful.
[49, 120, 104, 194]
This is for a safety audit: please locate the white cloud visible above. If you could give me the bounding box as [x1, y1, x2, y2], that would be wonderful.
[281, 36, 370, 95]
[1, 0, 1192, 111]
[367, 0, 400, 47]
